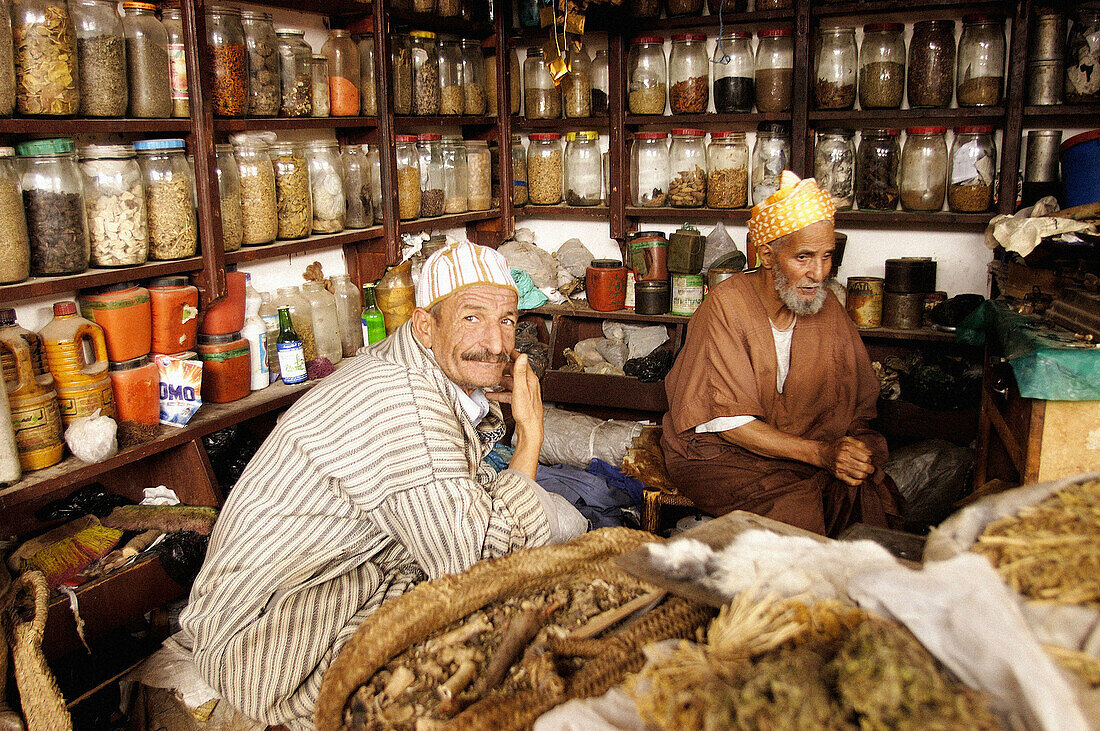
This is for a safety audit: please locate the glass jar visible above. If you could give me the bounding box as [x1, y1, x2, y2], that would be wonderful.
[120, 2, 170, 118]
[527, 133, 563, 205]
[70, 0, 127, 117]
[713, 31, 753, 113]
[859, 22, 904, 109]
[214, 144, 242, 252]
[563, 44, 592, 118]
[305, 140, 345, 233]
[438, 0, 460, 19]
[518, 0, 539, 28]
[908, 20, 955, 108]
[628, 37, 666, 115]
[957, 15, 1004, 107]
[668, 128, 706, 208]
[591, 49, 609, 116]
[524, 46, 561, 119]
[440, 136, 468, 214]
[276, 28, 312, 117]
[751, 122, 790, 205]
[0, 6, 13, 116]
[410, 31, 440, 115]
[205, 5, 246, 117]
[341, 144, 370, 228]
[511, 135, 527, 206]
[564, 131, 601, 206]
[396, 136, 421, 220]
[79, 143, 148, 266]
[0, 149, 30, 284]
[948, 126, 996, 213]
[240, 11, 279, 117]
[669, 34, 708, 114]
[508, 46, 520, 115]
[273, 286, 316, 361]
[322, 29, 359, 116]
[438, 37, 464, 115]
[16, 139, 88, 275]
[412, 0, 434, 15]
[631, 132, 669, 207]
[356, 33, 377, 115]
[310, 54, 329, 116]
[755, 28, 793, 113]
[901, 127, 947, 211]
[460, 39, 486, 115]
[301, 281, 342, 365]
[815, 26, 856, 110]
[813, 129, 855, 210]
[132, 138, 195, 260]
[416, 133, 444, 216]
[467, 140, 491, 211]
[330, 273, 363, 357]
[270, 141, 311, 239]
[161, 6, 188, 117]
[11, 0, 79, 115]
[390, 33, 411, 114]
[707, 132, 748, 209]
[630, 0, 661, 20]
[856, 128, 900, 211]
[233, 138, 277, 245]
[1067, 8, 1100, 102]
[365, 144, 381, 224]
[706, 0, 746, 14]
[666, 0, 701, 19]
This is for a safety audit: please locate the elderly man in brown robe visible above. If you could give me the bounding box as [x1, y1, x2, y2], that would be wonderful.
[661, 171, 903, 537]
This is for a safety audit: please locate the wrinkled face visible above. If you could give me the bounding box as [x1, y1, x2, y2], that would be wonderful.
[767, 220, 836, 316]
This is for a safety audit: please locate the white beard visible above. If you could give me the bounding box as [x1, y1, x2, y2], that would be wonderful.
[774, 267, 830, 316]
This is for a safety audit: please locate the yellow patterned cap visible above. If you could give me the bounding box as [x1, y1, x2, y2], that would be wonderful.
[415, 240, 518, 310]
[747, 171, 836, 248]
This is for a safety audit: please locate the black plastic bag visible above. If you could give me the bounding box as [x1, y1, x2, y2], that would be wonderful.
[202, 426, 260, 492]
[623, 346, 674, 383]
[157, 531, 209, 586]
[34, 484, 134, 523]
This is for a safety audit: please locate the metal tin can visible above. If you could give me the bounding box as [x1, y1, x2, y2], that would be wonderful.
[628, 231, 669, 281]
[634, 279, 669, 314]
[586, 259, 627, 312]
[846, 276, 883, 328]
[670, 273, 704, 315]
[884, 257, 937, 293]
[882, 291, 925, 329]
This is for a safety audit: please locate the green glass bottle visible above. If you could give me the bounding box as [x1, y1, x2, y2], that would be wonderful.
[276, 306, 308, 384]
[360, 284, 386, 345]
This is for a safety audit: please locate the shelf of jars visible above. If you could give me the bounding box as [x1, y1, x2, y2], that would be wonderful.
[0, 257, 204, 303]
[397, 209, 501, 233]
[512, 117, 611, 130]
[624, 113, 791, 129]
[807, 107, 1005, 127]
[1023, 104, 1100, 126]
[224, 226, 384, 264]
[213, 116, 382, 132]
[620, 8, 794, 31]
[515, 204, 610, 219]
[811, 0, 1008, 19]
[0, 118, 192, 135]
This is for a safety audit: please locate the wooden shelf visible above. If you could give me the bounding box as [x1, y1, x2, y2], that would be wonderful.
[809, 107, 1005, 128]
[625, 206, 751, 221]
[516, 205, 610, 219]
[530, 302, 690, 324]
[0, 257, 203, 302]
[625, 112, 790, 129]
[392, 115, 497, 128]
[543, 370, 670, 412]
[225, 227, 384, 264]
[1023, 104, 1100, 126]
[214, 116, 380, 132]
[388, 8, 492, 35]
[512, 117, 611, 131]
[857, 326, 957, 343]
[834, 209, 995, 228]
[397, 209, 500, 233]
[0, 118, 191, 135]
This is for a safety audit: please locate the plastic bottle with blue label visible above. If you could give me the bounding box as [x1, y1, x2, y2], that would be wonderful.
[242, 275, 269, 391]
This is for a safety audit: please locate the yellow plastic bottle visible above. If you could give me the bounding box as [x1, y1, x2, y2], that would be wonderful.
[0, 307, 48, 384]
[39, 301, 116, 427]
[0, 328, 63, 471]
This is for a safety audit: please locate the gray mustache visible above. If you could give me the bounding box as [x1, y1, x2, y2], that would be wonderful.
[462, 349, 510, 363]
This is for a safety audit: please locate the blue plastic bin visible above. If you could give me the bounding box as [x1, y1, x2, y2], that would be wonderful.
[1060, 129, 1100, 208]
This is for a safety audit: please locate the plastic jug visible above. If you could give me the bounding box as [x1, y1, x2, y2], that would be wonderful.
[78, 282, 153, 362]
[39, 301, 116, 426]
[0, 328, 63, 471]
[0, 308, 48, 386]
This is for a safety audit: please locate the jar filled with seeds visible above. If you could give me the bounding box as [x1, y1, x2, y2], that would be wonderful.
[322, 29, 359, 116]
[271, 141, 311, 239]
[901, 127, 947, 211]
[511, 134, 527, 206]
[70, 0, 127, 117]
[16, 138, 88, 275]
[948, 126, 995, 213]
[706, 131, 748, 209]
[508, 46, 520, 115]
[564, 130, 601, 206]
[0, 6, 14, 116]
[813, 129, 855, 210]
[563, 43, 592, 118]
[631, 131, 669, 207]
[669, 34, 708, 114]
[856, 128, 899, 211]
[908, 20, 955, 108]
[859, 22, 904, 110]
[356, 33, 377, 116]
[755, 28, 793, 113]
[460, 39, 486, 115]
[527, 132, 563, 205]
[666, 0, 701, 18]
[524, 46, 561, 119]
[438, 37, 464, 115]
[365, 143, 381, 224]
[410, 31, 440, 115]
[815, 26, 856, 110]
[440, 135, 468, 213]
[395, 135, 420, 220]
[233, 137, 277, 244]
[161, 6, 188, 117]
[119, 2, 170, 119]
[214, 144, 242, 252]
[310, 54, 329, 116]
[205, 5, 246, 117]
[1067, 8, 1100, 102]
[956, 15, 1004, 107]
[630, 0, 660, 20]
[712, 31, 753, 113]
[668, 129, 706, 208]
[305, 140, 345, 233]
[628, 37, 666, 115]
[12, 0, 79, 115]
[79, 144, 148, 267]
[751, 122, 789, 205]
[341, 144, 370, 228]
[391, 33, 412, 114]
[0, 148, 31, 284]
[466, 139, 491, 211]
[591, 49, 609, 115]
[276, 29, 311, 117]
[416, 133, 444, 216]
[133, 138, 196, 260]
[241, 11, 280, 117]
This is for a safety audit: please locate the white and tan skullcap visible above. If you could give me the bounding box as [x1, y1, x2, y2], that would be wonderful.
[747, 170, 836, 248]
[415, 240, 518, 310]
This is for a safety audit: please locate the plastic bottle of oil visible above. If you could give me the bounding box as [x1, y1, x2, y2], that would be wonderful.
[39, 301, 116, 426]
[0, 327, 63, 471]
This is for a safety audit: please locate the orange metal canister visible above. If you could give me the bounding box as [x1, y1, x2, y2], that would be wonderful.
[846, 276, 884, 328]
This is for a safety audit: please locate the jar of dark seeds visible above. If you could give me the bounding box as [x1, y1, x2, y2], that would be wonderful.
[563, 43, 592, 118]
[668, 129, 706, 208]
[713, 31, 753, 113]
[276, 29, 312, 117]
[948, 126, 996, 213]
[815, 26, 856, 110]
[856, 128, 900, 211]
[79, 143, 149, 266]
[415, 133, 444, 216]
[669, 34, 708, 114]
[70, 0, 127, 117]
[707, 131, 748, 209]
[233, 137, 277, 244]
[395, 135, 420, 220]
[391, 33, 412, 114]
[859, 22, 904, 110]
[813, 129, 855, 210]
[755, 28, 793, 113]
[341, 144, 370, 228]
[12, 0, 79, 115]
[0, 5, 14, 116]
[206, 5, 247, 117]
[460, 39, 486, 115]
[410, 31, 440, 115]
[270, 141, 311, 240]
[214, 144, 243, 251]
[241, 11, 280, 117]
[121, 2, 171, 117]
[908, 20, 955, 108]
[751, 122, 789, 204]
[134, 138, 197, 260]
[0, 148, 31, 284]
[527, 133, 563, 205]
[564, 130, 601, 206]
[628, 37, 666, 115]
[16, 138, 89, 276]
[356, 33, 377, 115]
[956, 14, 1004, 107]
[631, 131, 669, 207]
[305, 140, 345, 233]
[524, 46, 561, 119]
[161, 6, 188, 117]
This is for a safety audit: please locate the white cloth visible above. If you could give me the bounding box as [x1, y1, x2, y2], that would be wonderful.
[456, 387, 491, 426]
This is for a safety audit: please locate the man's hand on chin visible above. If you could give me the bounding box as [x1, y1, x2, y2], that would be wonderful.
[819, 436, 875, 486]
[488, 351, 544, 480]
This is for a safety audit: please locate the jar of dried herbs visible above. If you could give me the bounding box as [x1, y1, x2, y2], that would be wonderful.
[416, 133, 444, 216]
[712, 31, 754, 114]
[0, 6, 14, 115]
[440, 135, 468, 214]
[12, 0, 79, 115]
[395, 135, 420, 220]
[309, 54, 329, 116]
[527, 133, 563, 205]
[161, 5, 188, 117]
[706, 131, 748, 209]
[70, 0, 127, 117]
[438, 37, 464, 115]
[356, 33, 377, 116]
[322, 29, 359, 116]
[956, 15, 1004, 107]
[121, 2, 171, 118]
[813, 129, 855, 210]
[16, 138, 89, 276]
[669, 34, 708, 114]
[207, 6, 247, 117]
[564, 131, 601, 206]
[751, 122, 789, 205]
[466, 139, 491, 211]
[460, 38, 486, 115]
[563, 44, 592, 118]
[214, 144, 243, 252]
[948, 126, 996, 213]
[276, 28, 312, 117]
[668, 129, 706, 208]
[271, 141, 311, 240]
[391, 33, 412, 115]
[856, 128, 900, 211]
[79, 144, 149, 267]
[134, 138, 196, 260]
[0, 148, 30, 284]
[511, 134, 527, 206]
[815, 26, 856, 110]
[241, 11, 280, 117]
[755, 28, 792, 113]
[859, 22, 904, 110]
[628, 37, 666, 115]
[233, 138, 277, 244]
[305, 140, 345, 233]
[340, 144, 371, 228]
[631, 131, 669, 207]
[908, 20, 955, 108]
[524, 46, 561, 119]
[900, 127, 947, 212]
[410, 31, 440, 115]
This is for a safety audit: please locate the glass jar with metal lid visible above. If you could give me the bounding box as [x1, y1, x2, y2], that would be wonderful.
[438, 37, 464, 115]
[524, 46, 560, 119]
[859, 22, 904, 109]
[410, 31, 440, 115]
[564, 131, 601, 206]
[460, 39, 486, 115]
[205, 5, 246, 117]
[948, 126, 996, 213]
[908, 20, 955, 108]
[668, 128, 706, 208]
[900, 127, 947, 212]
[511, 135, 528, 206]
[631, 131, 669, 207]
[0, 8, 13, 116]
[755, 28, 793, 113]
[0, 148, 30, 284]
[563, 43, 592, 118]
[751, 122, 790, 205]
[591, 49, 609, 115]
[813, 129, 855, 210]
[856, 128, 900, 211]
[956, 15, 1004, 106]
[707, 131, 748, 209]
[440, 136, 468, 214]
[416, 133, 444, 217]
[214, 144, 242, 252]
[527, 133, 563, 205]
[305, 140, 345, 233]
[365, 143, 381, 224]
[322, 29, 359, 116]
[341, 144, 370, 229]
[160, 5, 188, 117]
[390, 33, 411, 114]
[669, 33, 708, 114]
[70, 0, 127, 117]
[79, 143, 148, 266]
[466, 140, 491, 211]
[356, 33, 377, 115]
[815, 26, 857, 110]
[132, 138, 195, 260]
[628, 37, 666, 115]
[17, 139, 88, 275]
[11, 0, 79, 115]
[276, 28, 311, 117]
[1067, 7, 1100, 102]
[232, 136, 277, 245]
[240, 11, 279, 117]
[395, 135, 420, 220]
[270, 141, 311, 239]
[309, 54, 329, 116]
[712, 31, 754, 113]
[121, 2, 171, 118]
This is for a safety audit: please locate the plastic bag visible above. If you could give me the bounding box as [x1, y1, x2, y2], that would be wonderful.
[623, 347, 674, 383]
[499, 240, 562, 289]
[573, 338, 609, 367]
[605, 323, 669, 361]
[157, 531, 209, 586]
[554, 238, 596, 278]
[35, 484, 134, 522]
[527, 406, 644, 468]
[702, 221, 738, 272]
[64, 410, 118, 463]
[202, 426, 260, 493]
[595, 338, 629, 370]
[882, 440, 974, 532]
